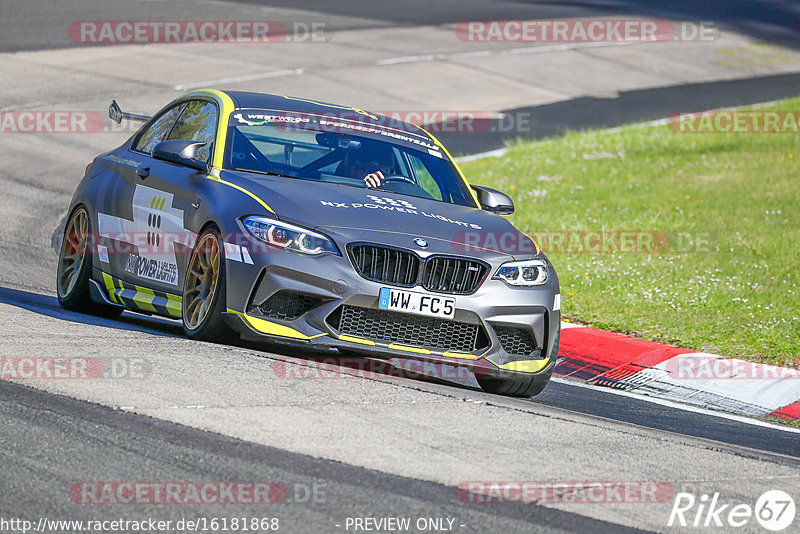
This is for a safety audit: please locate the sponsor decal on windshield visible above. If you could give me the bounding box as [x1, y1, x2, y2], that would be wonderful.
[316, 118, 439, 151]
[232, 111, 442, 153]
[233, 113, 309, 126]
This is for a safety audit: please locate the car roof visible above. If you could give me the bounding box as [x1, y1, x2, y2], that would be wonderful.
[221, 90, 432, 139]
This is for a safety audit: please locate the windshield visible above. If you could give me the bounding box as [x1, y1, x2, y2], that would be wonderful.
[224, 109, 477, 207]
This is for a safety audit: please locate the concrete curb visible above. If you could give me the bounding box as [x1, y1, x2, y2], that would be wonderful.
[556, 321, 800, 422]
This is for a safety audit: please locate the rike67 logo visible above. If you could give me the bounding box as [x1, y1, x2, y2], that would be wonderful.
[668, 490, 795, 531]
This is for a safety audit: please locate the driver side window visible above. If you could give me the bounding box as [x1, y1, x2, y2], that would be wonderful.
[407, 153, 444, 200]
[167, 100, 218, 162]
[134, 104, 185, 154]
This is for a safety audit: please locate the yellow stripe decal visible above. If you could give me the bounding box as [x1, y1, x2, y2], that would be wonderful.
[101, 273, 120, 304]
[519, 230, 541, 255]
[187, 89, 276, 214]
[443, 351, 478, 360]
[338, 334, 376, 346]
[132, 285, 157, 312]
[208, 175, 276, 214]
[165, 293, 182, 318]
[187, 89, 234, 171]
[486, 357, 551, 374]
[388, 343, 431, 355]
[100, 272, 185, 317]
[228, 309, 326, 340]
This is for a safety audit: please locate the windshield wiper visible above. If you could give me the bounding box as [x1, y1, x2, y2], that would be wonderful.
[232, 168, 298, 179]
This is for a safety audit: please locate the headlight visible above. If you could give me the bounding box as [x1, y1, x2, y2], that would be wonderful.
[242, 216, 339, 256]
[494, 259, 548, 286]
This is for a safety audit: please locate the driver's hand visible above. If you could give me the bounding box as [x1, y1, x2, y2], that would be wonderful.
[363, 170, 385, 188]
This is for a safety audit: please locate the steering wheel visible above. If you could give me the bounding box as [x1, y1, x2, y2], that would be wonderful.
[380, 174, 416, 185]
[374, 174, 433, 198]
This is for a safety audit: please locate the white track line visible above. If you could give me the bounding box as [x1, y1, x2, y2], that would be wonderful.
[551, 377, 800, 434]
[375, 41, 639, 66]
[454, 148, 508, 163]
[173, 68, 304, 91]
[177, 42, 634, 90]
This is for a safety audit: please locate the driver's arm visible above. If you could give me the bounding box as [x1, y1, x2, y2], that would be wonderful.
[363, 170, 385, 188]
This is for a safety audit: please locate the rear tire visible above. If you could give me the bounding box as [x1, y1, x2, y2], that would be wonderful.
[182, 228, 235, 342]
[56, 206, 122, 319]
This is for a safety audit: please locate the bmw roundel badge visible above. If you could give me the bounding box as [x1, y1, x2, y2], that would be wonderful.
[413, 238, 429, 248]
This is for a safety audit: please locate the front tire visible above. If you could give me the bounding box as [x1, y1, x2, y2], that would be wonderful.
[182, 228, 234, 341]
[477, 328, 560, 398]
[476, 367, 553, 398]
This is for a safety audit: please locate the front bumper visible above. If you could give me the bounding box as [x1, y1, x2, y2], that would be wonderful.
[222, 237, 560, 380]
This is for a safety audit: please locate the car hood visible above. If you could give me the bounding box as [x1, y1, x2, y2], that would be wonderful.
[223, 171, 539, 261]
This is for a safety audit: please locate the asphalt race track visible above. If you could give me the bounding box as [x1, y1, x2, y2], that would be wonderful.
[1, 1, 799, 533]
[2, 379, 635, 534]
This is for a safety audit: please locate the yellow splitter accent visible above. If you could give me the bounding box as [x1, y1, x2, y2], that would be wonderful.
[228, 309, 327, 340]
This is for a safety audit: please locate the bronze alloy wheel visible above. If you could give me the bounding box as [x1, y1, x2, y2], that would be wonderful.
[56, 205, 121, 318]
[183, 232, 221, 330]
[57, 207, 89, 299]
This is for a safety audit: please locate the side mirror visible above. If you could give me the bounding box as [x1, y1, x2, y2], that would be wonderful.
[152, 140, 209, 173]
[472, 185, 514, 215]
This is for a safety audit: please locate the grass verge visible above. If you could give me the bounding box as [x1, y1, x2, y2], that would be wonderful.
[459, 98, 800, 367]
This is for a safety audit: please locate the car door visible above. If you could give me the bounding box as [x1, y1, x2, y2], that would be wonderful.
[98, 99, 218, 301]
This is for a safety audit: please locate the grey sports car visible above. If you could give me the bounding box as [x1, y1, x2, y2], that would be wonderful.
[56, 89, 560, 397]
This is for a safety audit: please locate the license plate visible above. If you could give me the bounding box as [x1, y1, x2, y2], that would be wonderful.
[378, 287, 455, 319]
